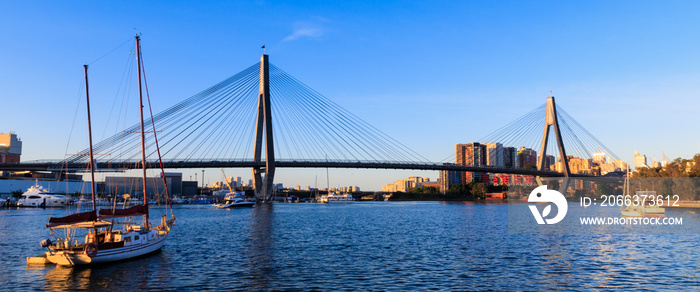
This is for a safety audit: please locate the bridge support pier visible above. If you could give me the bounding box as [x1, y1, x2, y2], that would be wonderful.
[536, 96, 571, 194]
[252, 54, 275, 201]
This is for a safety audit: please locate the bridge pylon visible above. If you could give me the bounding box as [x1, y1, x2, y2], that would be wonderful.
[537, 96, 570, 193]
[252, 54, 275, 201]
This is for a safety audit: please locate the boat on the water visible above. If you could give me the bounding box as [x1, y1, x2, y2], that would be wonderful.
[214, 169, 254, 208]
[319, 192, 354, 203]
[27, 35, 175, 267]
[17, 184, 70, 208]
[214, 195, 255, 208]
[635, 191, 665, 217]
[621, 199, 666, 218]
[620, 170, 665, 218]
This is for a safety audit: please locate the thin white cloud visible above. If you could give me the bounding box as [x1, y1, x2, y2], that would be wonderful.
[283, 21, 326, 42]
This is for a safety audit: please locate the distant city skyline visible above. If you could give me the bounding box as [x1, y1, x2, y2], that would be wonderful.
[1, 1, 699, 191]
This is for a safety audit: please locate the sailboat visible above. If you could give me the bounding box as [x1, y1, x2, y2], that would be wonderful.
[317, 159, 354, 203]
[620, 166, 666, 218]
[27, 35, 175, 266]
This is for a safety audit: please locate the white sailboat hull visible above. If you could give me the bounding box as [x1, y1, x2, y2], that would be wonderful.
[46, 230, 169, 266]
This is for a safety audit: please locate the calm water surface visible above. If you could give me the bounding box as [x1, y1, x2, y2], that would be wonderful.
[1, 202, 699, 291]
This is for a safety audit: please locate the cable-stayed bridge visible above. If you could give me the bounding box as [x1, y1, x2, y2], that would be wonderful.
[2, 54, 620, 199]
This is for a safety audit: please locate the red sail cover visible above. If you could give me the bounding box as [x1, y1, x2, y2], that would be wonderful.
[99, 204, 148, 218]
[47, 210, 97, 227]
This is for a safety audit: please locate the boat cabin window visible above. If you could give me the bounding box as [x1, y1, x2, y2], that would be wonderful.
[29, 196, 41, 199]
[134, 235, 140, 240]
[124, 237, 131, 243]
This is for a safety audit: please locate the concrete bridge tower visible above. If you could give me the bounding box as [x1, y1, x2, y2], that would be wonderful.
[252, 54, 275, 201]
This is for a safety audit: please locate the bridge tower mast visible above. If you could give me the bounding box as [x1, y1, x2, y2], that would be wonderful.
[537, 96, 571, 193]
[252, 54, 275, 201]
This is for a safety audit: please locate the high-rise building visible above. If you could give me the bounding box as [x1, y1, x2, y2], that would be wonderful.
[568, 157, 593, 174]
[483, 142, 504, 168]
[614, 159, 629, 172]
[537, 154, 556, 170]
[0, 132, 22, 163]
[439, 163, 462, 193]
[517, 147, 537, 169]
[592, 152, 607, 164]
[456, 143, 486, 183]
[634, 151, 648, 169]
[503, 147, 516, 168]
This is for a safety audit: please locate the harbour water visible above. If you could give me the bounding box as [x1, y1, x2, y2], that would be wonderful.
[2, 202, 699, 290]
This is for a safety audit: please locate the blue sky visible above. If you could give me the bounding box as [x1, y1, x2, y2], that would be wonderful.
[1, 1, 699, 190]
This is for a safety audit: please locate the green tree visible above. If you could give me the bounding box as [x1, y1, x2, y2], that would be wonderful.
[596, 183, 614, 196]
[469, 183, 487, 199]
[448, 184, 470, 196]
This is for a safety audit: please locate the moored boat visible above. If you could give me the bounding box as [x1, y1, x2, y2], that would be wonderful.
[28, 35, 175, 267]
[319, 192, 354, 203]
[214, 196, 255, 208]
[17, 184, 70, 208]
[620, 170, 666, 218]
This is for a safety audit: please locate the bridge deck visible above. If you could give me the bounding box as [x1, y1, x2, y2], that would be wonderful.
[0, 160, 598, 178]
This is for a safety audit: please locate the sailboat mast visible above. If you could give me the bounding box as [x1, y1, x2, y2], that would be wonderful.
[84, 64, 97, 211]
[135, 34, 148, 225]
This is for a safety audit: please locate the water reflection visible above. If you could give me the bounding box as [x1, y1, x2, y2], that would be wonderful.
[245, 203, 274, 290]
[39, 250, 171, 291]
[5, 203, 700, 290]
[44, 267, 91, 291]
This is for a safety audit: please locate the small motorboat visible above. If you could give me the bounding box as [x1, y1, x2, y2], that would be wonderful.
[214, 196, 255, 208]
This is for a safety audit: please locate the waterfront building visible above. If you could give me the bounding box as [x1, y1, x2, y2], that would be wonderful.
[439, 163, 462, 193]
[181, 181, 198, 196]
[421, 181, 440, 189]
[555, 156, 594, 175]
[516, 147, 537, 169]
[598, 162, 618, 175]
[105, 173, 183, 197]
[338, 186, 360, 192]
[0, 132, 22, 163]
[592, 152, 607, 164]
[614, 159, 629, 172]
[634, 151, 648, 169]
[455, 143, 486, 183]
[382, 183, 397, 192]
[483, 142, 504, 168]
[537, 154, 556, 170]
[510, 175, 535, 185]
[503, 147, 516, 168]
[383, 176, 432, 193]
[490, 173, 510, 185]
[485, 192, 505, 200]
